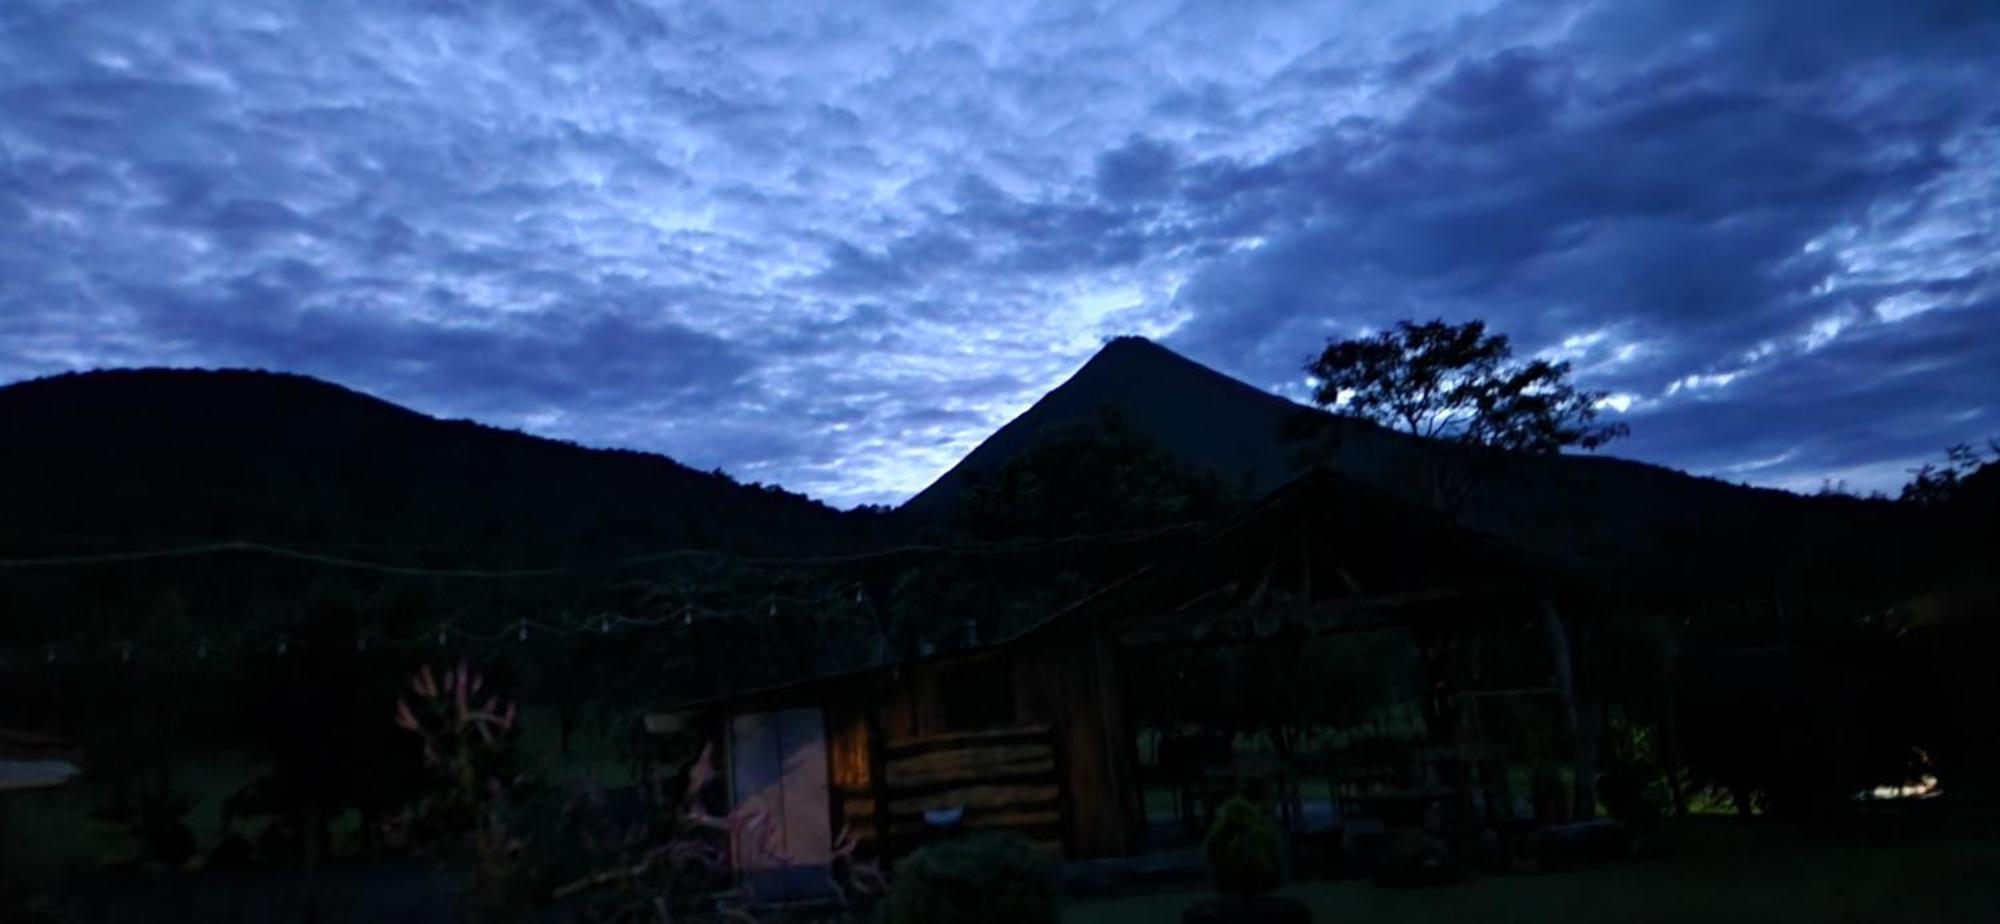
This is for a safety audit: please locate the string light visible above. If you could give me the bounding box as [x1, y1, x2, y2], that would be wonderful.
[3, 577, 878, 669]
[0, 522, 1194, 574]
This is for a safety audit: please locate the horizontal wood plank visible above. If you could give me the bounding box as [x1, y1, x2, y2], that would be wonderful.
[888, 783, 1061, 815]
[886, 750, 1054, 788]
[882, 725, 1052, 757]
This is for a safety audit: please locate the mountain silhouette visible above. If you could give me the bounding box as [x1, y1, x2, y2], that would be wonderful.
[0, 350, 1927, 605]
[0, 368, 861, 563]
[901, 337, 1921, 594]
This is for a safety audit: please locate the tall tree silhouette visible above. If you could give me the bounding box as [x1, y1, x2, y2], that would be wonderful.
[1899, 440, 1997, 507]
[1302, 319, 1627, 512]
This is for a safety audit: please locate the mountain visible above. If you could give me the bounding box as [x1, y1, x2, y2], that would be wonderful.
[0, 368, 866, 563]
[901, 337, 1924, 595]
[901, 337, 1314, 518]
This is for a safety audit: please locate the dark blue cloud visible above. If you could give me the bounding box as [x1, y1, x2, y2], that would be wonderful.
[1, 0, 1995, 504]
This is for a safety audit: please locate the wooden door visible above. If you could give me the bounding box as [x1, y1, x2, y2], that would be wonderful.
[728, 707, 833, 901]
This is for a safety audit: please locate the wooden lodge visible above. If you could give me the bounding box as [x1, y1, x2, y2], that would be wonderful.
[651, 471, 1595, 897]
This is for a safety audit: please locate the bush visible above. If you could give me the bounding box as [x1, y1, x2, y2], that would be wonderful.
[1206, 796, 1282, 899]
[880, 834, 1057, 924]
[93, 786, 198, 871]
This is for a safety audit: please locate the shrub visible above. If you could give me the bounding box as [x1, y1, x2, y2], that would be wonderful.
[94, 787, 198, 871]
[880, 834, 1057, 924]
[1206, 796, 1282, 899]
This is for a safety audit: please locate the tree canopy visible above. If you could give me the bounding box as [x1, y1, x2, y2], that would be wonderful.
[1302, 319, 1629, 512]
[1899, 440, 1997, 507]
[1305, 319, 1628, 454]
[958, 408, 1245, 540]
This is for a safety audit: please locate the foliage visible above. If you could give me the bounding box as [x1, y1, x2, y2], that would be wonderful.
[1673, 618, 1948, 822]
[227, 585, 428, 864]
[1899, 440, 1996, 506]
[1305, 319, 1628, 452]
[548, 740, 869, 922]
[1597, 713, 1669, 826]
[879, 834, 1058, 924]
[1205, 796, 1283, 900]
[960, 408, 1243, 540]
[91, 786, 199, 871]
[1302, 319, 1628, 510]
[385, 661, 530, 919]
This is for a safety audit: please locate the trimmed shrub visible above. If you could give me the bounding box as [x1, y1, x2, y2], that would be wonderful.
[1206, 796, 1282, 899]
[881, 834, 1058, 924]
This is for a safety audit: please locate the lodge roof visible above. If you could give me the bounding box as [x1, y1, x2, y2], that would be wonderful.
[657, 468, 1573, 715]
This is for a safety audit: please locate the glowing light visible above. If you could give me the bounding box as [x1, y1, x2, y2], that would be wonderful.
[1855, 774, 1940, 801]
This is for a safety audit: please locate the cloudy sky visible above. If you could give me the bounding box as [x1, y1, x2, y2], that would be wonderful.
[3, 0, 1996, 506]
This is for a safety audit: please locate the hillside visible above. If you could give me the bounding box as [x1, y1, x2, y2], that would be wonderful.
[901, 337, 1925, 597]
[0, 368, 866, 563]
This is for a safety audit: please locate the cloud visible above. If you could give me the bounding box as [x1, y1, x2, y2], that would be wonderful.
[2, 0, 1995, 505]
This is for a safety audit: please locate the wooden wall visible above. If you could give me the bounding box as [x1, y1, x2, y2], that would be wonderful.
[827, 697, 875, 847]
[1012, 614, 1140, 858]
[869, 725, 1065, 854]
[708, 621, 1143, 863]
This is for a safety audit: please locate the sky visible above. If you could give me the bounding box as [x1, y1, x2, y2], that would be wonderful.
[2, 0, 1996, 507]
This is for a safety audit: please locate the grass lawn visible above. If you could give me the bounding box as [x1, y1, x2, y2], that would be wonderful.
[1065, 818, 2000, 924]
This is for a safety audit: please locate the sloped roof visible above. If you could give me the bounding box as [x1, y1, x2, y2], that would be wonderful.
[661, 469, 1567, 713]
[1006, 467, 1576, 649]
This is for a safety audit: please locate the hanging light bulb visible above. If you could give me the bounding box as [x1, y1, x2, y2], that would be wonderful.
[121, 642, 132, 663]
[277, 635, 288, 655]
[437, 624, 449, 647]
[357, 634, 368, 653]
[45, 644, 56, 664]
[518, 618, 528, 642]
[600, 615, 610, 634]
[197, 638, 209, 660]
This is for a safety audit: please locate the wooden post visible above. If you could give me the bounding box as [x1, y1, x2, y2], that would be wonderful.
[1089, 612, 1140, 856]
[865, 700, 895, 865]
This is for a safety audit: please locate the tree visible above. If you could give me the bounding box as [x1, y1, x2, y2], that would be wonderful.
[959, 408, 1243, 540]
[1302, 319, 1628, 511]
[1899, 440, 1997, 507]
